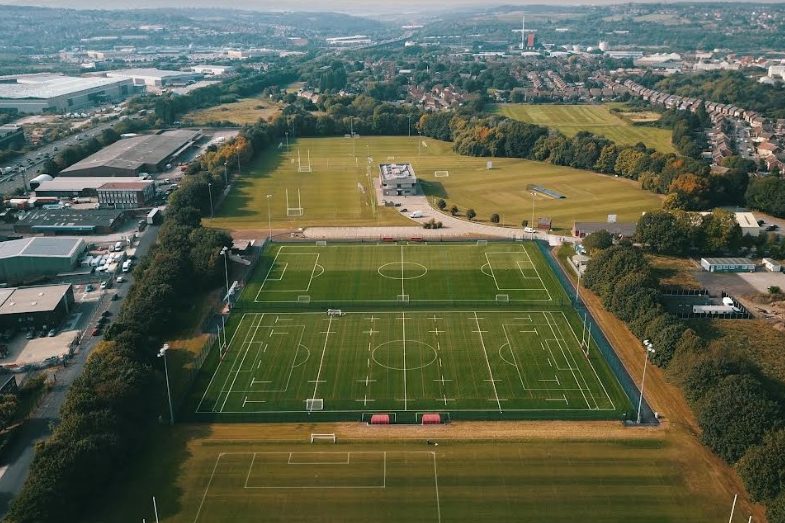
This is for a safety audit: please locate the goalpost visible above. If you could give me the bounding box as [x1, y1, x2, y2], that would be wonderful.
[397, 294, 410, 303]
[495, 294, 510, 303]
[327, 309, 344, 317]
[297, 295, 311, 303]
[306, 398, 324, 411]
[476, 239, 488, 246]
[310, 433, 336, 443]
[286, 188, 304, 217]
[434, 170, 449, 178]
[297, 148, 312, 173]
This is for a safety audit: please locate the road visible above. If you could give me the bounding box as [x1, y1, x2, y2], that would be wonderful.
[0, 224, 160, 516]
[0, 116, 124, 195]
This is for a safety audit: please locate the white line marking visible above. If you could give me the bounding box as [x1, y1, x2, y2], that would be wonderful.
[473, 311, 502, 413]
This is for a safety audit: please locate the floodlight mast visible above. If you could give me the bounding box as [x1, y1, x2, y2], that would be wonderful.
[637, 340, 655, 424]
[158, 344, 173, 425]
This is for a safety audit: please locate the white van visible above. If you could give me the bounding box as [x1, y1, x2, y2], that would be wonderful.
[410, 211, 424, 219]
[122, 260, 132, 273]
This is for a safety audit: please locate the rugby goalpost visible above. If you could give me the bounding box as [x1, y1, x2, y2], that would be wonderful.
[286, 188, 304, 217]
[297, 148, 312, 173]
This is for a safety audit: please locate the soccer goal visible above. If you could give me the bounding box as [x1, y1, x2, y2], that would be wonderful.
[434, 170, 449, 178]
[306, 398, 324, 411]
[297, 295, 311, 303]
[310, 433, 336, 443]
[495, 294, 510, 303]
[476, 239, 488, 246]
[316, 240, 327, 246]
[397, 294, 410, 303]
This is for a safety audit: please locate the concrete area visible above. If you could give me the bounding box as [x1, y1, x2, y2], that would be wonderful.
[0, 331, 78, 369]
[696, 269, 785, 296]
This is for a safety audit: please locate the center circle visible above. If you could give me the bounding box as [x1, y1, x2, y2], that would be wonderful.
[377, 262, 428, 280]
[372, 340, 438, 371]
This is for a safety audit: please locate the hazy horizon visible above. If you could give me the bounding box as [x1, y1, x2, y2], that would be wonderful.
[0, 0, 779, 15]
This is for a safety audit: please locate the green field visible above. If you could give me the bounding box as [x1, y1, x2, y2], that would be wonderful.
[206, 136, 662, 232]
[493, 104, 675, 153]
[191, 242, 630, 422]
[101, 432, 743, 523]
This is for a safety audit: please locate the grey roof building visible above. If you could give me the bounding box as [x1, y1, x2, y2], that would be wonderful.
[13, 208, 125, 235]
[379, 163, 418, 196]
[572, 221, 637, 239]
[0, 284, 75, 330]
[0, 73, 133, 114]
[0, 237, 85, 284]
[59, 130, 201, 177]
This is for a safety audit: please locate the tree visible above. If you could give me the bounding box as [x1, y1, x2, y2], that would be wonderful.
[737, 430, 785, 501]
[490, 213, 500, 224]
[746, 176, 785, 218]
[437, 199, 447, 210]
[697, 374, 784, 463]
[582, 230, 613, 253]
[0, 393, 18, 431]
[635, 210, 690, 255]
[767, 491, 785, 523]
[450, 205, 459, 216]
[521, 219, 529, 228]
[466, 209, 476, 221]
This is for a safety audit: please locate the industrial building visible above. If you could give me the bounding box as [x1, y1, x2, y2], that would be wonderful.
[104, 68, 203, 89]
[33, 176, 151, 198]
[190, 65, 234, 76]
[700, 257, 756, 273]
[0, 124, 24, 149]
[59, 130, 201, 177]
[97, 181, 156, 209]
[0, 73, 133, 114]
[379, 163, 418, 196]
[0, 237, 85, 284]
[0, 284, 75, 330]
[14, 208, 126, 235]
[572, 222, 637, 239]
[698, 211, 761, 237]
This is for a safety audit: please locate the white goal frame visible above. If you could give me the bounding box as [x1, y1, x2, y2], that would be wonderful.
[397, 294, 410, 303]
[434, 170, 449, 178]
[306, 398, 324, 411]
[495, 294, 510, 303]
[476, 239, 488, 245]
[297, 295, 311, 303]
[286, 188, 304, 216]
[310, 433, 336, 443]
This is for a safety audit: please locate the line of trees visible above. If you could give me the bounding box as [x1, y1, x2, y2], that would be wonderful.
[4, 138, 240, 523]
[416, 110, 754, 212]
[581, 239, 785, 522]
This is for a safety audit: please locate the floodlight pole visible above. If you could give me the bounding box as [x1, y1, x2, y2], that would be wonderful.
[285, 131, 289, 150]
[157, 344, 173, 425]
[576, 267, 582, 304]
[407, 114, 412, 137]
[728, 494, 737, 523]
[152, 496, 160, 523]
[266, 194, 272, 241]
[530, 191, 536, 239]
[220, 246, 229, 300]
[236, 150, 241, 173]
[223, 161, 228, 186]
[637, 341, 655, 424]
[207, 182, 214, 217]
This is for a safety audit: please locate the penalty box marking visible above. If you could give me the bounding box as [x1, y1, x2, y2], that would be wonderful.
[256, 248, 322, 299]
[244, 451, 387, 489]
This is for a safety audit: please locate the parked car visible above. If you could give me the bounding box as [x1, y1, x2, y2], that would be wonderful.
[25, 330, 34, 340]
[100, 281, 107, 290]
[91, 327, 102, 337]
[116, 276, 125, 284]
[47, 328, 56, 337]
[85, 283, 95, 292]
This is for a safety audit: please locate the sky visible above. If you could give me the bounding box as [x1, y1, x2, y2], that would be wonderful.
[0, 0, 773, 15]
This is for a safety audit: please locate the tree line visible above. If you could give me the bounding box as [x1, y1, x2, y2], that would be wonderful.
[3, 136, 242, 523]
[581, 237, 785, 523]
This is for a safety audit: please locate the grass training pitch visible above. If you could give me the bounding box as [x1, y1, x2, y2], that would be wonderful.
[206, 136, 662, 232]
[191, 242, 630, 422]
[493, 103, 675, 153]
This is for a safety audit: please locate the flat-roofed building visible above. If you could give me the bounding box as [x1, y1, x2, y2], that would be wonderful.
[0, 284, 75, 330]
[14, 208, 125, 235]
[0, 237, 85, 284]
[59, 130, 201, 177]
[379, 163, 418, 196]
[0, 73, 133, 114]
[104, 68, 202, 90]
[700, 257, 756, 273]
[97, 181, 156, 209]
[33, 176, 150, 198]
[572, 221, 637, 239]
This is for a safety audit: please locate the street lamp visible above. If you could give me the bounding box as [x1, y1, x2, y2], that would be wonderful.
[236, 150, 241, 174]
[266, 194, 272, 241]
[220, 246, 229, 300]
[530, 191, 536, 239]
[157, 344, 174, 425]
[207, 182, 214, 217]
[223, 161, 228, 186]
[637, 340, 656, 424]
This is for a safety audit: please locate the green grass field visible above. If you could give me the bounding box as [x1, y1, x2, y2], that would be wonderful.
[190, 242, 630, 422]
[493, 104, 675, 153]
[102, 432, 743, 523]
[206, 136, 662, 232]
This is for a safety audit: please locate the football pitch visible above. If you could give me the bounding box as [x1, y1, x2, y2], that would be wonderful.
[191, 242, 631, 422]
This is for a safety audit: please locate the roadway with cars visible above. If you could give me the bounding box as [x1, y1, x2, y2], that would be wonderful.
[0, 223, 160, 516]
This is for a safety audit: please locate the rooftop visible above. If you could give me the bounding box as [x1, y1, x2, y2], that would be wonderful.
[98, 181, 154, 191]
[60, 130, 200, 175]
[0, 284, 71, 315]
[379, 163, 416, 182]
[16, 208, 124, 229]
[0, 73, 129, 100]
[573, 221, 637, 236]
[35, 176, 150, 193]
[701, 257, 756, 265]
[105, 68, 197, 79]
[0, 237, 85, 259]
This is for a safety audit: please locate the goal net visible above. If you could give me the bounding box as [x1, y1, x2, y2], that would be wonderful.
[476, 239, 488, 245]
[287, 208, 304, 217]
[495, 294, 510, 303]
[297, 295, 311, 303]
[316, 240, 327, 246]
[397, 294, 410, 303]
[434, 170, 449, 178]
[310, 433, 336, 443]
[306, 398, 324, 411]
[327, 309, 344, 317]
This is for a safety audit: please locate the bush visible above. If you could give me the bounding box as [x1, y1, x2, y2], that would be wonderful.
[737, 430, 785, 501]
[490, 213, 500, 224]
[437, 199, 447, 210]
[582, 230, 613, 253]
[697, 374, 784, 463]
[450, 205, 459, 216]
[768, 491, 785, 523]
[466, 208, 476, 221]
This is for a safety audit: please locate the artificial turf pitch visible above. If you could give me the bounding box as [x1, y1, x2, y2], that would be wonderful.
[191, 242, 630, 422]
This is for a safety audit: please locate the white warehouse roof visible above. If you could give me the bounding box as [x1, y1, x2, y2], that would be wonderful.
[0, 237, 85, 259]
[0, 73, 129, 100]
